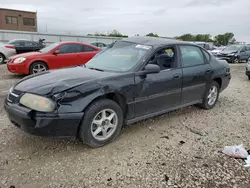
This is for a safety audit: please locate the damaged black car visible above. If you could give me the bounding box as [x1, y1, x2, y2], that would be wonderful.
[5, 37, 231, 147]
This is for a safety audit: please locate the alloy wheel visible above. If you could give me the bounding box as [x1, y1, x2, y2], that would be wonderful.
[91, 109, 118, 141]
[32, 64, 47, 74]
[207, 86, 218, 106]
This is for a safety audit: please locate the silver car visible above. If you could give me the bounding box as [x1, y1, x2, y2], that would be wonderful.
[0, 42, 16, 64]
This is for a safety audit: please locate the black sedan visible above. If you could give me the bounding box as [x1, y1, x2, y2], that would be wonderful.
[4, 37, 231, 147]
[8, 39, 46, 54]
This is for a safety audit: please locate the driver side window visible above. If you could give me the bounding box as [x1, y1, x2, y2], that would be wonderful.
[148, 46, 176, 71]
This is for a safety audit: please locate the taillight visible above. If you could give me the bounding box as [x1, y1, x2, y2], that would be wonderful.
[5, 45, 15, 49]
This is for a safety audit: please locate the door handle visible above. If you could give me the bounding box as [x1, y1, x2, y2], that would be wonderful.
[173, 73, 181, 79]
[206, 69, 211, 73]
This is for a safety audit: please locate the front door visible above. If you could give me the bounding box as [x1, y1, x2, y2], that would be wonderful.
[179, 45, 212, 104]
[134, 46, 182, 117]
[239, 46, 248, 61]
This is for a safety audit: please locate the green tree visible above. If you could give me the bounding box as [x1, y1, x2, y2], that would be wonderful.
[214, 32, 235, 46]
[146, 33, 159, 37]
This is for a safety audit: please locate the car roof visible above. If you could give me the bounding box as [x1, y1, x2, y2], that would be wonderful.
[121, 36, 188, 48]
[58, 41, 94, 45]
[57, 41, 100, 49]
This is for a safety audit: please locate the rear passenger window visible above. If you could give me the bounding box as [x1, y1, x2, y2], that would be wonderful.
[180, 45, 205, 67]
[83, 46, 97, 52]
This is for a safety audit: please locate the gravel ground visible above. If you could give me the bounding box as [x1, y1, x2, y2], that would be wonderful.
[0, 64, 250, 188]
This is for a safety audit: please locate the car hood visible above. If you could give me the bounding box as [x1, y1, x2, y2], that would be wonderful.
[14, 66, 118, 95]
[220, 50, 237, 55]
[10, 52, 43, 59]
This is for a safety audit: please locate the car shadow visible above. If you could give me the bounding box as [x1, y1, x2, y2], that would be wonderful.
[1, 74, 26, 80]
[11, 105, 199, 155]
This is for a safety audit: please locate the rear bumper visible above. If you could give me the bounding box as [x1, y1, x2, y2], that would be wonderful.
[4, 101, 83, 139]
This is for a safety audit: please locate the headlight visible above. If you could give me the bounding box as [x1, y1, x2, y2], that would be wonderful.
[13, 57, 26, 64]
[20, 93, 55, 112]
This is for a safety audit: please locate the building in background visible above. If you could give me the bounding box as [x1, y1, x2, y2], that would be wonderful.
[0, 8, 37, 32]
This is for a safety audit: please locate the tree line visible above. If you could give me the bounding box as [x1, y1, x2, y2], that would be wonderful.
[87, 30, 128, 38]
[146, 32, 236, 46]
[87, 30, 237, 46]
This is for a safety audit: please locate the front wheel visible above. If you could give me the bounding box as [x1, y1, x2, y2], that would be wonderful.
[233, 57, 239, 64]
[29, 62, 48, 74]
[79, 99, 123, 147]
[199, 82, 220, 110]
[248, 76, 250, 80]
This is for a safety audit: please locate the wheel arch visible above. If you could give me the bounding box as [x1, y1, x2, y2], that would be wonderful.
[28, 60, 49, 73]
[213, 77, 222, 89]
[84, 92, 128, 117]
[0, 52, 6, 63]
[75, 92, 128, 138]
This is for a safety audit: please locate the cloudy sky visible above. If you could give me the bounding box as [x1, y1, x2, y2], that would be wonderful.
[1, 0, 250, 42]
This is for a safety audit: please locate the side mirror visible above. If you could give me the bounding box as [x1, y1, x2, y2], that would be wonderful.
[136, 64, 160, 76]
[240, 50, 245, 53]
[53, 50, 60, 55]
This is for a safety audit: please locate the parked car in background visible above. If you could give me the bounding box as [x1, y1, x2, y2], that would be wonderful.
[4, 36, 231, 147]
[8, 39, 46, 54]
[192, 42, 214, 52]
[91, 42, 108, 49]
[211, 46, 226, 56]
[0, 42, 16, 64]
[7, 42, 100, 74]
[246, 58, 250, 80]
[216, 44, 250, 63]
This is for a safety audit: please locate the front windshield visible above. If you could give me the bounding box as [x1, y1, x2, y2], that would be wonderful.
[86, 41, 152, 72]
[39, 43, 59, 53]
[224, 45, 242, 51]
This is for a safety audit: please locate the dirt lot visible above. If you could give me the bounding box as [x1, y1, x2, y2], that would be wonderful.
[0, 64, 250, 188]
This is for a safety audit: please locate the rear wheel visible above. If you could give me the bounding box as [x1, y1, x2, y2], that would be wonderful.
[248, 76, 250, 80]
[199, 82, 220, 110]
[79, 99, 123, 147]
[29, 62, 48, 74]
[0, 54, 5, 65]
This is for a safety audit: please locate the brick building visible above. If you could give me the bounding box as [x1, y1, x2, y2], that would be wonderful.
[0, 8, 37, 32]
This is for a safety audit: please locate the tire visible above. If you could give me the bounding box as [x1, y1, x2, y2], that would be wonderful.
[29, 62, 48, 74]
[199, 81, 220, 110]
[233, 57, 239, 64]
[248, 76, 250, 80]
[0, 53, 5, 65]
[79, 99, 124, 147]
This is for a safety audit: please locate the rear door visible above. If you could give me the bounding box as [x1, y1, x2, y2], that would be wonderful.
[23, 41, 39, 52]
[77, 45, 99, 65]
[179, 45, 212, 104]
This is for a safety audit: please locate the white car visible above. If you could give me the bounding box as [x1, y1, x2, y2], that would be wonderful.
[246, 58, 250, 80]
[0, 42, 16, 64]
[211, 46, 226, 56]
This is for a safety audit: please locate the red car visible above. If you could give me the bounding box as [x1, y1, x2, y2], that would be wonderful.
[7, 42, 100, 74]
